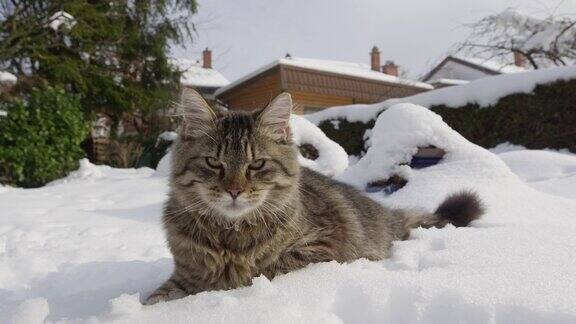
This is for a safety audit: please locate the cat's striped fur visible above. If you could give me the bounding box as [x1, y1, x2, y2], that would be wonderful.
[145, 90, 483, 304]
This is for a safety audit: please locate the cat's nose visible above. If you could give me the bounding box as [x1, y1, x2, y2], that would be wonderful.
[227, 188, 243, 199]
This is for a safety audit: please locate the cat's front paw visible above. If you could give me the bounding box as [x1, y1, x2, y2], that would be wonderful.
[144, 289, 188, 305]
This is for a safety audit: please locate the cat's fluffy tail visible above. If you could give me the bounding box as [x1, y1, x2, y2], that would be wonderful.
[433, 191, 484, 227]
[405, 191, 484, 231]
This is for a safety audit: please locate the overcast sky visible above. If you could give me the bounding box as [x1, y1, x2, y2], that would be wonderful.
[172, 0, 576, 82]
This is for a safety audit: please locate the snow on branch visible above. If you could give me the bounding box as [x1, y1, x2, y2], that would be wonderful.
[458, 8, 576, 69]
[46, 11, 76, 31]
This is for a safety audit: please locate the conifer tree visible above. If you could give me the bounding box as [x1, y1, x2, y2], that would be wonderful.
[0, 0, 198, 118]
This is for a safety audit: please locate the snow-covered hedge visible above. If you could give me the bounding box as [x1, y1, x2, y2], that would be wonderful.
[307, 66, 576, 155]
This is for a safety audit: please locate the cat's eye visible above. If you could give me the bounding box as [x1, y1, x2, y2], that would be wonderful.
[249, 159, 266, 170]
[205, 157, 222, 169]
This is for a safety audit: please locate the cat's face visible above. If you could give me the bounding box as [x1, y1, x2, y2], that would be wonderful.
[170, 91, 299, 220]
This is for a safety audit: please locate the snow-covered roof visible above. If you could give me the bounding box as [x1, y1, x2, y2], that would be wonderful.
[47, 11, 76, 31]
[431, 78, 470, 86]
[173, 58, 230, 88]
[0, 71, 17, 83]
[452, 55, 526, 74]
[216, 57, 433, 96]
[422, 55, 528, 83]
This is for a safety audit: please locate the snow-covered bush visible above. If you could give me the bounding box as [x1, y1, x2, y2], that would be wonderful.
[290, 115, 348, 176]
[434, 78, 576, 152]
[309, 67, 576, 155]
[0, 87, 89, 187]
[338, 103, 498, 189]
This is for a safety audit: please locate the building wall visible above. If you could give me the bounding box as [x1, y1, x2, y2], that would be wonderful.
[427, 60, 493, 82]
[282, 66, 426, 110]
[289, 90, 353, 114]
[217, 67, 282, 111]
[218, 65, 429, 114]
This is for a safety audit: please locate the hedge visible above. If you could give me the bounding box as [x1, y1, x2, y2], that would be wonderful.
[0, 87, 89, 187]
[316, 78, 576, 156]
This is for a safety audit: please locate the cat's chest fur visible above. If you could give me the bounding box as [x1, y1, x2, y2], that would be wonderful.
[167, 219, 291, 291]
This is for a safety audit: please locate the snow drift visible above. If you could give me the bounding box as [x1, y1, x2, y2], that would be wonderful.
[290, 115, 348, 176]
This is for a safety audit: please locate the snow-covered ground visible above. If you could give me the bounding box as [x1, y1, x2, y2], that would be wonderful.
[1, 105, 576, 323]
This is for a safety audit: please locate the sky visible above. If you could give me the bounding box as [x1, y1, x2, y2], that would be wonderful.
[172, 0, 576, 82]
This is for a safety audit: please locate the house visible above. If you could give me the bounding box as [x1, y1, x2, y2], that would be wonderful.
[215, 47, 432, 114]
[176, 48, 230, 100]
[423, 52, 527, 88]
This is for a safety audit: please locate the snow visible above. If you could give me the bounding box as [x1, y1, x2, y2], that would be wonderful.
[172, 58, 230, 88]
[290, 115, 348, 176]
[431, 78, 470, 86]
[425, 56, 526, 84]
[216, 56, 432, 96]
[0, 71, 17, 83]
[279, 57, 433, 89]
[453, 55, 526, 74]
[486, 9, 576, 56]
[306, 103, 382, 124]
[488, 142, 528, 154]
[91, 115, 112, 139]
[158, 131, 179, 142]
[2, 105, 576, 323]
[497, 150, 576, 200]
[376, 64, 576, 108]
[47, 11, 76, 31]
[306, 64, 576, 125]
[490, 142, 575, 156]
[338, 103, 497, 188]
[9, 298, 50, 324]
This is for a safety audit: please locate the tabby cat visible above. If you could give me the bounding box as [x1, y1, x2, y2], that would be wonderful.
[145, 90, 483, 305]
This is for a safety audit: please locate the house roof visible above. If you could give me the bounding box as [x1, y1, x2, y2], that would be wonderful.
[433, 78, 470, 85]
[173, 58, 230, 88]
[453, 55, 526, 74]
[216, 57, 432, 96]
[423, 55, 526, 81]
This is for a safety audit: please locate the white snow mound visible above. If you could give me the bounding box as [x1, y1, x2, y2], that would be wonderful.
[338, 103, 504, 189]
[290, 115, 348, 176]
[498, 149, 576, 200]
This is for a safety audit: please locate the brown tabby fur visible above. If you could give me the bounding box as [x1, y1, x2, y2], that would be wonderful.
[145, 90, 483, 304]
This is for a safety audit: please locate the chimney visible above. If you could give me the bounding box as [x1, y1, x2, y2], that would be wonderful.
[513, 51, 525, 68]
[202, 48, 212, 69]
[382, 60, 399, 77]
[370, 46, 381, 71]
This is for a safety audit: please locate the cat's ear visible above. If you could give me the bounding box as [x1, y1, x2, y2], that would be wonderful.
[256, 92, 292, 142]
[179, 89, 217, 138]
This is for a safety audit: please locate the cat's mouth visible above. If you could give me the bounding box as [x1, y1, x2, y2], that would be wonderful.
[216, 199, 255, 218]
